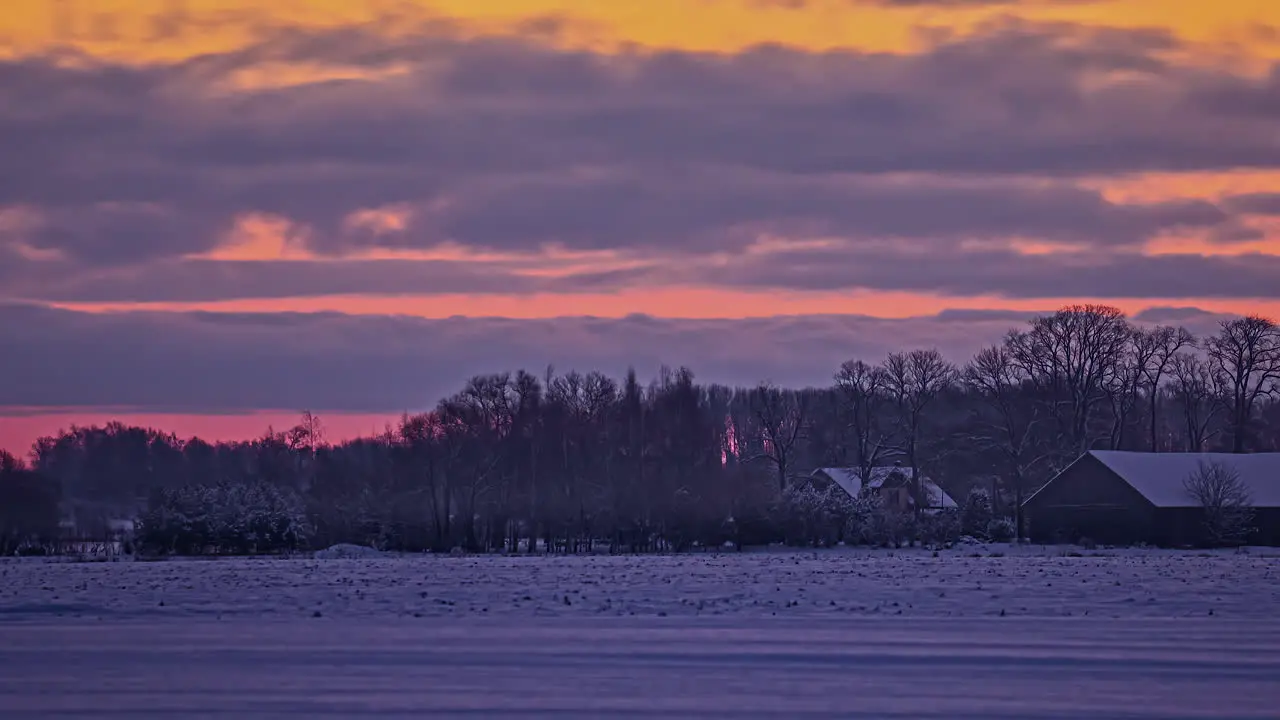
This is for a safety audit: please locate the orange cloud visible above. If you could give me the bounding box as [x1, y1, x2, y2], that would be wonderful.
[5, 0, 1278, 66]
[1090, 170, 1280, 204]
[343, 204, 415, 237]
[194, 213, 314, 261]
[217, 61, 413, 92]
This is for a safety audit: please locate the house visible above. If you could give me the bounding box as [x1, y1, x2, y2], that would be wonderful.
[1022, 451, 1280, 547]
[811, 466, 958, 512]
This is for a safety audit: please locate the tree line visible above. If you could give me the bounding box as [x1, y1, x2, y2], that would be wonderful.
[2, 305, 1278, 555]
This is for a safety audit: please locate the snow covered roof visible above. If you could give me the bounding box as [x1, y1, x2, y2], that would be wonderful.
[811, 467, 958, 509]
[812, 467, 863, 498]
[1087, 451, 1280, 508]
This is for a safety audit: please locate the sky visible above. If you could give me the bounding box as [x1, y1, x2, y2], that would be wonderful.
[2, 0, 1279, 454]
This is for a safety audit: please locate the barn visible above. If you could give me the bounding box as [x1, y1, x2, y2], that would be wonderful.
[1022, 451, 1280, 547]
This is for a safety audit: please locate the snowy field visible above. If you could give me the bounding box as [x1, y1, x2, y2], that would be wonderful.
[2, 547, 1279, 718]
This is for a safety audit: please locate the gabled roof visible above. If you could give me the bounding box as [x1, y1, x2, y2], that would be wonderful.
[812, 467, 958, 509]
[1087, 451, 1280, 508]
[811, 467, 863, 498]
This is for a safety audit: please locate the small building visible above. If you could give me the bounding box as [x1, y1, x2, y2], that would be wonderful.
[1022, 451, 1280, 547]
[811, 466, 958, 512]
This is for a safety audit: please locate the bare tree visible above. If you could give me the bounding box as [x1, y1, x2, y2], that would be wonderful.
[744, 383, 809, 492]
[1183, 461, 1255, 547]
[1135, 326, 1195, 451]
[1169, 352, 1224, 452]
[286, 411, 326, 452]
[1205, 316, 1280, 453]
[884, 349, 957, 514]
[1104, 330, 1142, 450]
[1106, 325, 1195, 452]
[1006, 304, 1131, 458]
[397, 412, 450, 548]
[834, 360, 891, 487]
[284, 411, 326, 494]
[963, 345, 1052, 538]
[438, 374, 517, 550]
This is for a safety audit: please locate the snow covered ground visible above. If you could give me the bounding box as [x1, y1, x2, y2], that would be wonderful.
[2, 545, 1277, 621]
[1, 547, 1278, 717]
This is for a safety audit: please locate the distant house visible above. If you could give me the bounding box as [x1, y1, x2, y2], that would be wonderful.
[1022, 451, 1280, 547]
[811, 466, 958, 512]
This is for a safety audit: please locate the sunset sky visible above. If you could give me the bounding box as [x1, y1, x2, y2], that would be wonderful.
[2, 0, 1279, 454]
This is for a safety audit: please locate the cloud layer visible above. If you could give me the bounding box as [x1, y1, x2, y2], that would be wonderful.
[2, 21, 1278, 278]
[1, 6, 1277, 416]
[0, 302, 1239, 413]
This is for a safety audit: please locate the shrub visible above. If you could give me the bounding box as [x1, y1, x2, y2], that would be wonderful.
[842, 492, 880, 545]
[985, 516, 1017, 543]
[854, 497, 914, 548]
[776, 481, 856, 546]
[919, 508, 962, 546]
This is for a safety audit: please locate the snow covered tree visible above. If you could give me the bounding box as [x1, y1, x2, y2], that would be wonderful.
[962, 487, 994, 539]
[776, 481, 851, 546]
[137, 481, 310, 555]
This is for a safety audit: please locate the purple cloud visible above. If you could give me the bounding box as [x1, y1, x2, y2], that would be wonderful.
[0, 302, 1151, 412]
[1223, 193, 1280, 216]
[0, 302, 1245, 413]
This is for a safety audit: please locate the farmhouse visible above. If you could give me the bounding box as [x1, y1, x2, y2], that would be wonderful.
[811, 465, 958, 512]
[1022, 451, 1280, 547]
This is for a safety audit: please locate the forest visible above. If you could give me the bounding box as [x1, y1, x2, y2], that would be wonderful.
[2, 305, 1278, 556]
